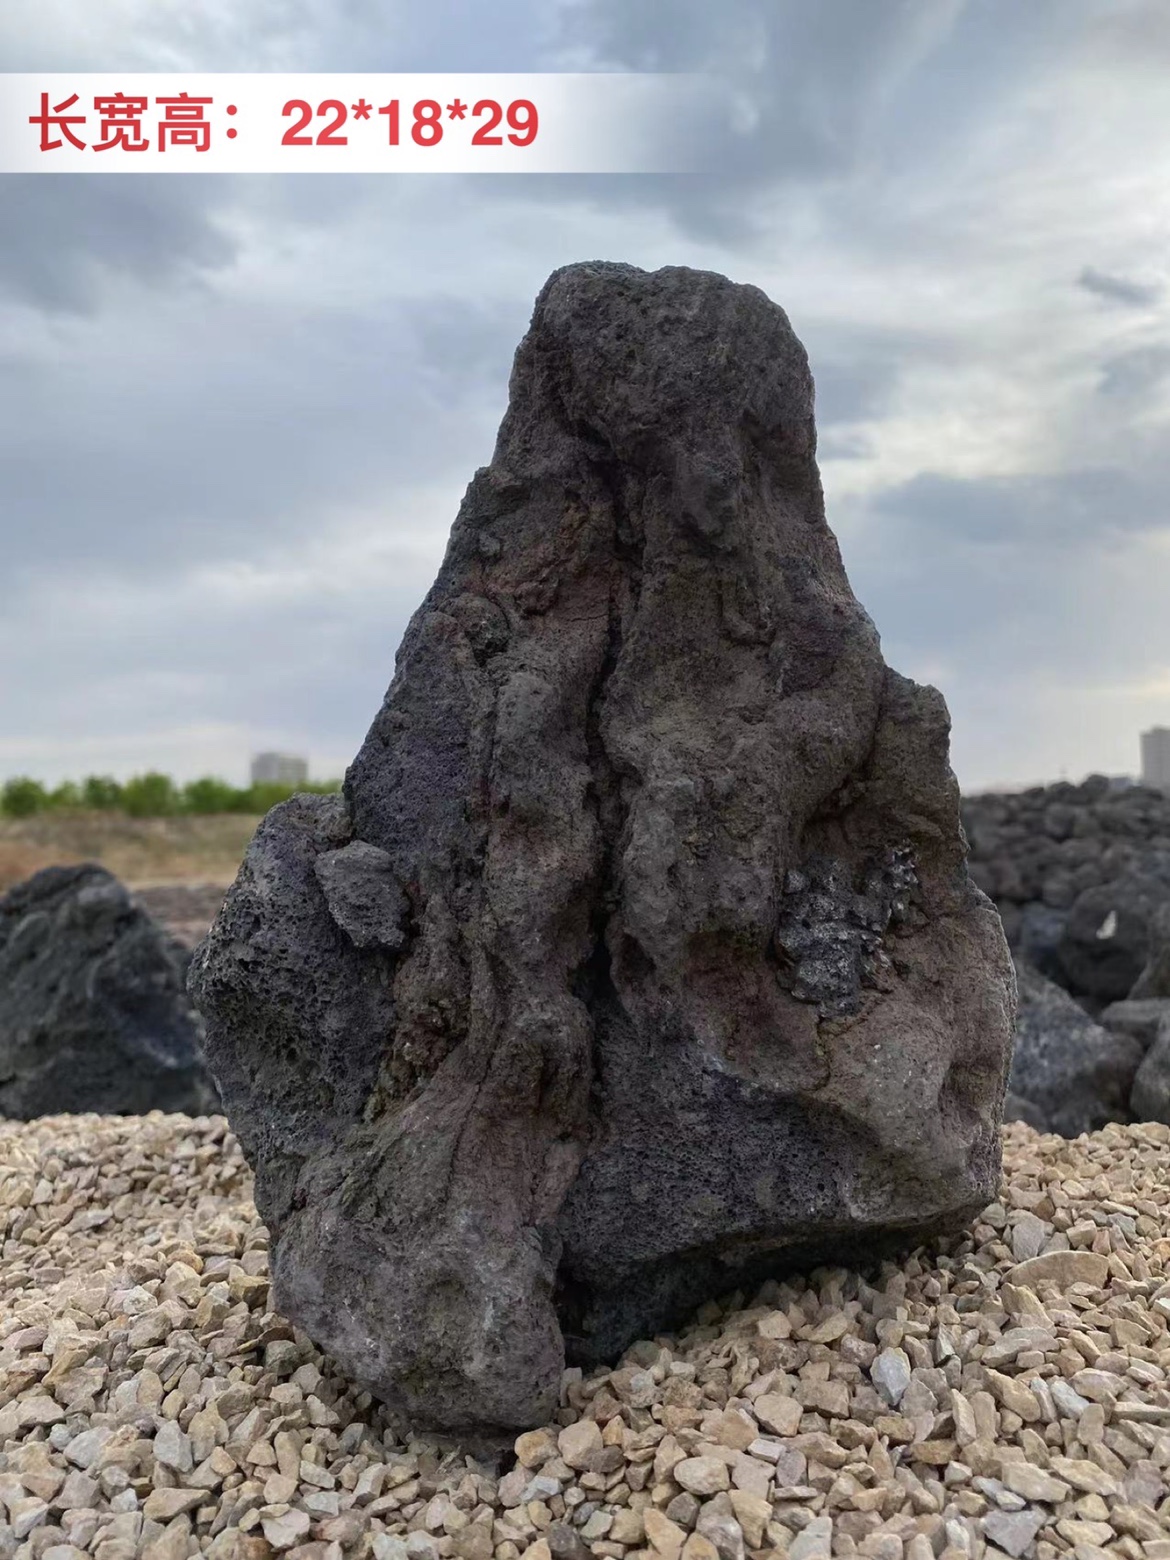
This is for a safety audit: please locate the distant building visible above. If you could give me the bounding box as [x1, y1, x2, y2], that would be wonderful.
[1140, 727, 1170, 792]
[251, 752, 308, 786]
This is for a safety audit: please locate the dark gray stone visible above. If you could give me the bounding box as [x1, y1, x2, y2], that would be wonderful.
[1130, 902, 1170, 1000]
[773, 848, 918, 1016]
[547, 1527, 593, 1560]
[1099, 997, 1170, 1052]
[961, 780, 1170, 1037]
[1129, 1009, 1170, 1123]
[1010, 959, 1142, 1136]
[1002, 1093, 1047, 1130]
[1057, 871, 1170, 1001]
[190, 261, 1015, 1437]
[314, 840, 411, 952]
[0, 864, 216, 1119]
[1016, 902, 1068, 982]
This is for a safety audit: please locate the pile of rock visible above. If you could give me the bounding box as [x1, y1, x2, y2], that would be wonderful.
[2, 1109, 1169, 1560]
[0, 865, 217, 1120]
[961, 782, 1170, 1131]
[961, 779, 1170, 1001]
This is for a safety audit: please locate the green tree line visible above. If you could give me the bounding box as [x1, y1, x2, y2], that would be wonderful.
[0, 773, 342, 820]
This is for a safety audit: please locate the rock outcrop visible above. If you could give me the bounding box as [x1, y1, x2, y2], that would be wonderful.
[190, 261, 1015, 1436]
[0, 864, 217, 1119]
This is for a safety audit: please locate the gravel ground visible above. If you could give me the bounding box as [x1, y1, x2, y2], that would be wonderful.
[2, 1118, 1169, 1560]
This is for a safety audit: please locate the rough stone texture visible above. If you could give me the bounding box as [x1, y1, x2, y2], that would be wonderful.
[0, 865, 217, 1119]
[1129, 1010, 1170, 1124]
[1131, 901, 1170, 1000]
[189, 261, 1015, 1436]
[1009, 960, 1143, 1137]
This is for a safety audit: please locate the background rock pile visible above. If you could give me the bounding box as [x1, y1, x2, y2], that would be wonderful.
[961, 779, 1170, 1000]
[2, 1111, 1170, 1560]
[0, 867, 217, 1121]
[961, 782, 1170, 1133]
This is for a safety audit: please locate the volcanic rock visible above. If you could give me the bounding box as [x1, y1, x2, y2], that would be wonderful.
[1015, 902, 1068, 984]
[0, 864, 216, 1119]
[1098, 996, 1170, 1052]
[1057, 871, 1170, 1002]
[1010, 959, 1142, 1135]
[1130, 901, 1170, 1000]
[1130, 1012, 1170, 1123]
[190, 261, 1015, 1435]
[961, 779, 1170, 1006]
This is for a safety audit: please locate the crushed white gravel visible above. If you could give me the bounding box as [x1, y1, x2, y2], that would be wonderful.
[2, 1114, 1169, 1560]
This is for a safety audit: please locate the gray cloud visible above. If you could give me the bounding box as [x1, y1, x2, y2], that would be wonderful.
[1078, 266, 1162, 308]
[0, 177, 238, 312]
[837, 464, 1170, 786]
[542, 0, 975, 240]
[0, 281, 521, 577]
[1079, 0, 1170, 66]
[869, 465, 1170, 552]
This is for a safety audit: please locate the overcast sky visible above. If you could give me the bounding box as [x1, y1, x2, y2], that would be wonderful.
[3, 0, 1169, 792]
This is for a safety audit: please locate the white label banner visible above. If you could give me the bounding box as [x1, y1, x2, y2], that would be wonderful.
[0, 73, 716, 173]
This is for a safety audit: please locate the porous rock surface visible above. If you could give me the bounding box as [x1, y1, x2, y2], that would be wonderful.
[0, 865, 217, 1120]
[190, 261, 1015, 1436]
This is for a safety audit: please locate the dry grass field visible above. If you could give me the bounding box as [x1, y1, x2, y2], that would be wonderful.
[0, 810, 259, 893]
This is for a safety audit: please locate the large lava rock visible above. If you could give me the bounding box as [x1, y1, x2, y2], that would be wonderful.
[1009, 960, 1142, 1136]
[0, 864, 217, 1119]
[190, 261, 1015, 1436]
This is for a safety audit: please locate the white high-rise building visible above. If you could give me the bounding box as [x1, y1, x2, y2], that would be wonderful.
[251, 752, 309, 785]
[1140, 727, 1170, 792]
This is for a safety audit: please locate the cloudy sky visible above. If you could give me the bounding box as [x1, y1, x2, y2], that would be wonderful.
[3, 0, 1170, 792]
